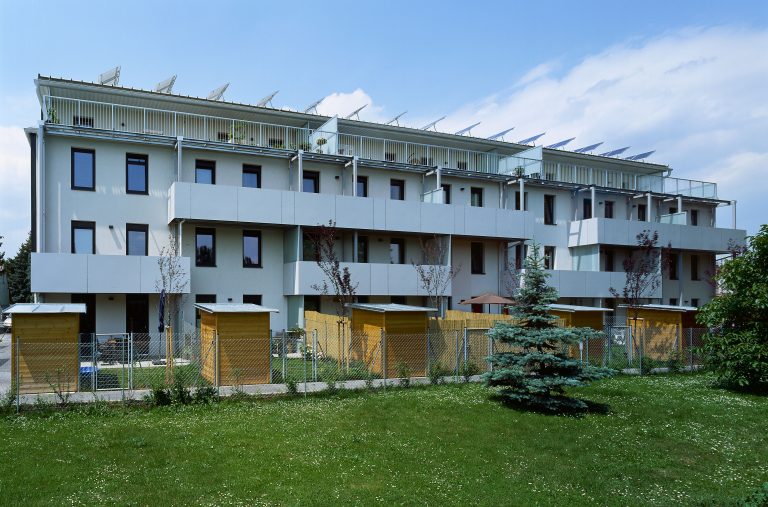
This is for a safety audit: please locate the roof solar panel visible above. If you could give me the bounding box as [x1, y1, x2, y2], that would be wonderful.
[599, 146, 630, 157]
[545, 137, 575, 149]
[625, 150, 655, 161]
[573, 142, 603, 153]
[518, 132, 546, 145]
[487, 127, 515, 140]
[454, 121, 481, 136]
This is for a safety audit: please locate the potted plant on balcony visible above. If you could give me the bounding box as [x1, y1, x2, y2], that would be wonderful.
[315, 137, 327, 153]
[514, 166, 525, 178]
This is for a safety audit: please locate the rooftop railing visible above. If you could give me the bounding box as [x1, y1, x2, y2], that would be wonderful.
[44, 95, 717, 198]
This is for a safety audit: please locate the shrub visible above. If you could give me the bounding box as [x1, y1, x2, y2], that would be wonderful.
[396, 361, 412, 388]
[364, 372, 375, 391]
[461, 361, 480, 383]
[286, 379, 299, 396]
[193, 386, 218, 404]
[429, 362, 446, 385]
[736, 482, 768, 507]
[1, 384, 17, 414]
[146, 385, 172, 406]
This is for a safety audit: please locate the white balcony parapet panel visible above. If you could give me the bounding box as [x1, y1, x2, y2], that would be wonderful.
[568, 218, 746, 252]
[31, 253, 191, 294]
[283, 261, 448, 296]
[525, 270, 646, 299]
[169, 182, 533, 239]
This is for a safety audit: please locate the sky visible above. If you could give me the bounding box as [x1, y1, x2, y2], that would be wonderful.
[1, 0, 767, 256]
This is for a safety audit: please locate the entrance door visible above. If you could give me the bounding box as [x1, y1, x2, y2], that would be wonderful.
[126, 294, 149, 356]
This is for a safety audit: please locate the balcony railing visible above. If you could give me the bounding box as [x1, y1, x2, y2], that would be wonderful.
[44, 95, 717, 197]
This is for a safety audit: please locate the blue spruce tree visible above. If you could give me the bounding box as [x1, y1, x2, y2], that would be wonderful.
[484, 245, 614, 412]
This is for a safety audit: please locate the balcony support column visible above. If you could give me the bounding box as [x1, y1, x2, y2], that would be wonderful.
[176, 136, 183, 182]
[590, 186, 596, 219]
[519, 178, 525, 212]
[646, 193, 653, 222]
[352, 156, 358, 197]
[732, 200, 737, 229]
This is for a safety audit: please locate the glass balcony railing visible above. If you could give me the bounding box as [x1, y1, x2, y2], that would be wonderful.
[44, 95, 718, 198]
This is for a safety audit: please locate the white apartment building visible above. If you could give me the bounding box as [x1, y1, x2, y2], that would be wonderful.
[26, 75, 746, 334]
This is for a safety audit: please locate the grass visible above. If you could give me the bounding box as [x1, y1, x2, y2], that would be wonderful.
[1, 374, 766, 506]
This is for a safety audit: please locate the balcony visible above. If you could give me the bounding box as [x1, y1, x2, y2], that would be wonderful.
[532, 270, 654, 299]
[568, 218, 746, 252]
[44, 95, 718, 197]
[31, 253, 191, 294]
[283, 261, 447, 296]
[168, 182, 533, 239]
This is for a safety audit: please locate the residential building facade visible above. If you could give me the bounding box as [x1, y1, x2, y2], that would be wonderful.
[26, 76, 746, 333]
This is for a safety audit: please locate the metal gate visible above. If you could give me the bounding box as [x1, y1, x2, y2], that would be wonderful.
[78, 333, 131, 391]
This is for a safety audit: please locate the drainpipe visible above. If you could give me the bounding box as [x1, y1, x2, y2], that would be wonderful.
[176, 136, 183, 182]
[297, 150, 304, 192]
[37, 121, 45, 254]
[519, 178, 525, 211]
[590, 186, 596, 219]
[352, 156, 358, 197]
[646, 193, 653, 222]
[732, 200, 737, 229]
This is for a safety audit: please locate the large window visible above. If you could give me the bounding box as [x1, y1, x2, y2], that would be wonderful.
[470, 187, 483, 207]
[471, 242, 485, 274]
[356, 176, 368, 197]
[604, 200, 614, 219]
[441, 184, 451, 204]
[544, 195, 555, 225]
[690, 209, 699, 226]
[390, 179, 405, 200]
[71, 148, 95, 191]
[515, 191, 528, 211]
[195, 228, 216, 267]
[195, 160, 215, 184]
[583, 198, 593, 220]
[357, 236, 369, 263]
[71, 293, 96, 335]
[242, 164, 261, 188]
[126, 223, 148, 256]
[303, 171, 320, 193]
[126, 294, 149, 334]
[669, 253, 679, 280]
[605, 250, 615, 272]
[389, 238, 405, 264]
[691, 255, 699, 281]
[243, 294, 262, 305]
[544, 246, 555, 270]
[243, 230, 262, 268]
[637, 204, 647, 221]
[303, 232, 319, 261]
[515, 244, 528, 270]
[71, 221, 95, 254]
[126, 154, 148, 194]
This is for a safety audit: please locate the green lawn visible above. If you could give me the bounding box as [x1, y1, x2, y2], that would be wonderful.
[1, 374, 766, 506]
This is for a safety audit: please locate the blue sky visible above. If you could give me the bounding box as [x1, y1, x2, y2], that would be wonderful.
[1, 0, 767, 255]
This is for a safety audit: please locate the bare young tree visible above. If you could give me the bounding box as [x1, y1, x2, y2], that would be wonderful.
[307, 220, 358, 324]
[412, 235, 460, 317]
[501, 265, 522, 299]
[155, 233, 189, 331]
[610, 230, 670, 326]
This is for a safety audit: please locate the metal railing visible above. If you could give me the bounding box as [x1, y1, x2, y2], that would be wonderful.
[44, 95, 717, 196]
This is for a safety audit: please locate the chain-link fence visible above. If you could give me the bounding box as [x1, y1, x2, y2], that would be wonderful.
[6, 325, 711, 408]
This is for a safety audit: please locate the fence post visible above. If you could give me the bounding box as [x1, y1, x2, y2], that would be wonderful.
[688, 329, 693, 371]
[215, 333, 220, 395]
[92, 333, 97, 392]
[426, 329, 431, 378]
[303, 331, 308, 396]
[488, 332, 493, 372]
[312, 329, 318, 382]
[381, 329, 387, 389]
[463, 328, 469, 367]
[129, 333, 134, 391]
[282, 332, 287, 383]
[455, 330, 460, 382]
[639, 328, 644, 375]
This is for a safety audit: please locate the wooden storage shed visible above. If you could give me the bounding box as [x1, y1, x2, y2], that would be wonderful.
[349, 303, 436, 378]
[196, 303, 278, 386]
[549, 304, 612, 330]
[624, 304, 698, 360]
[7, 303, 86, 394]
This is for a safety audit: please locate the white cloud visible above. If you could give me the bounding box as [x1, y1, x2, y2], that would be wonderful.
[0, 125, 31, 256]
[315, 88, 387, 123]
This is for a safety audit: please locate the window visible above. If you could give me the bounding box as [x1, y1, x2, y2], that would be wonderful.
[389, 238, 405, 264]
[390, 179, 405, 200]
[71, 148, 95, 190]
[195, 160, 215, 184]
[441, 184, 451, 205]
[243, 230, 262, 268]
[515, 191, 528, 211]
[583, 198, 592, 220]
[303, 232, 320, 261]
[195, 294, 216, 329]
[638, 204, 647, 221]
[242, 164, 261, 188]
[669, 298, 678, 306]
[605, 250, 615, 272]
[304, 295, 321, 312]
[303, 171, 320, 193]
[126, 223, 148, 256]
[126, 294, 149, 334]
[669, 253, 679, 280]
[125, 154, 149, 194]
[243, 294, 262, 305]
[195, 228, 216, 267]
[71, 294, 96, 335]
[470, 187, 483, 207]
[544, 195, 555, 225]
[691, 255, 699, 281]
[690, 209, 699, 226]
[471, 242, 485, 274]
[357, 236, 369, 263]
[515, 244, 528, 270]
[356, 176, 368, 197]
[604, 200, 614, 219]
[691, 298, 700, 308]
[71, 221, 95, 254]
[391, 296, 407, 305]
[544, 246, 555, 270]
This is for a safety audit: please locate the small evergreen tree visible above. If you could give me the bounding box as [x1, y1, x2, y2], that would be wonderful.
[484, 245, 614, 412]
[7, 233, 32, 304]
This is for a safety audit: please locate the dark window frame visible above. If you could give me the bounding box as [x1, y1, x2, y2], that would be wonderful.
[583, 198, 593, 220]
[356, 175, 368, 197]
[243, 294, 262, 305]
[71, 148, 96, 191]
[544, 246, 555, 270]
[470, 187, 483, 207]
[690, 209, 699, 226]
[637, 204, 647, 222]
[242, 164, 261, 188]
[515, 191, 528, 211]
[195, 227, 216, 267]
[390, 179, 405, 200]
[125, 153, 149, 195]
[691, 254, 699, 281]
[669, 253, 679, 280]
[389, 238, 405, 264]
[195, 159, 216, 185]
[441, 183, 451, 204]
[605, 249, 615, 272]
[71, 220, 96, 254]
[544, 194, 555, 225]
[126, 223, 149, 256]
[303, 170, 320, 193]
[471, 242, 485, 274]
[242, 230, 263, 268]
[604, 200, 614, 219]
[357, 235, 369, 263]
